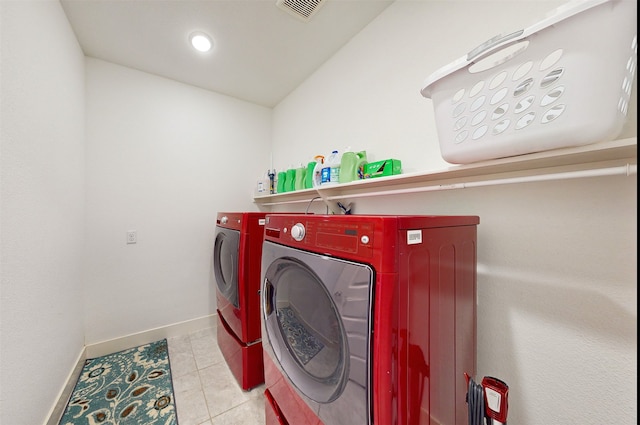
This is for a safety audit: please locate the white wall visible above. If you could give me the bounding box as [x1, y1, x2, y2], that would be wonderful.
[1, 6, 272, 423]
[271, 1, 637, 424]
[1, 1, 636, 424]
[0, 2, 86, 424]
[83, 59, 272, 344]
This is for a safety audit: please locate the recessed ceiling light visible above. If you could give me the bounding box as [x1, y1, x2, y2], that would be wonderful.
[189, 31, 213, 53]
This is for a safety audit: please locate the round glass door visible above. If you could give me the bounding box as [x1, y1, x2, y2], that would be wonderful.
[262, 251, 377, 405]
[263, 257, 348, 403]
[261, 240, 374, 423]
[213, 229, 239, 308]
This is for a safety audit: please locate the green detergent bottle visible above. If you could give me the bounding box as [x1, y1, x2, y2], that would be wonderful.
[285, 168, 296, 192]
[305, 155, 324, 189]
[338, 149, 367, 183]
[276, 171, 286, 193]
[294, 164, 306, 191]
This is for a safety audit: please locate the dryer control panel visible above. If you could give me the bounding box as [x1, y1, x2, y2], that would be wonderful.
[264, 215, 375, 259]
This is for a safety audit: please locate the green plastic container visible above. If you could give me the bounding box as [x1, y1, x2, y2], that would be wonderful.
[339, 150, 367, 183]
[305, 155, 324, 189]
[276, 171, 286, 193]
[294, 165, 306, 191]
[285, 168, 296, 192]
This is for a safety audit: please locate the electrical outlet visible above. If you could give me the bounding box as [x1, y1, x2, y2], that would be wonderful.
[127, 231, 137, 244]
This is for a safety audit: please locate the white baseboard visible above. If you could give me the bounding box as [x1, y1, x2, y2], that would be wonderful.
[45, 314, 217, 425]
[45, 347, 86, 425]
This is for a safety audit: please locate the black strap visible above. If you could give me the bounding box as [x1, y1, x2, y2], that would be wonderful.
[467, 377, 485, 425]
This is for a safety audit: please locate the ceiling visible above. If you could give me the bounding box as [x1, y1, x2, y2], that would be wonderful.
[60, 0, 396, 108]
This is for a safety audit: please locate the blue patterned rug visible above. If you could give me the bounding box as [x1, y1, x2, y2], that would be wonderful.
[58, 339, 178, 425]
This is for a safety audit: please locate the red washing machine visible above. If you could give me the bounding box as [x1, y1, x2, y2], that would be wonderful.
[260, 214, 479, 425]
[213, 212, 268, 390]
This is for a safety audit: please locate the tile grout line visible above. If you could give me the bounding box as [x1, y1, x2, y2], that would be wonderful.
[170, 327, 265, 425]
[168, 332, 213, 425]
[190, 330, 216, 424]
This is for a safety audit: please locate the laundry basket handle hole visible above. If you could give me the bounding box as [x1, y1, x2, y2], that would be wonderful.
[469, 40, 530, 74]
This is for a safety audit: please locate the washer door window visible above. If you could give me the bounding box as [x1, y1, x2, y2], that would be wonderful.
[262, 253, 373, 406]
[213, 227, 239, 308]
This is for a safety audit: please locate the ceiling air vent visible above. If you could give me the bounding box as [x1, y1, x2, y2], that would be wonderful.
[276, 0, 326, 22]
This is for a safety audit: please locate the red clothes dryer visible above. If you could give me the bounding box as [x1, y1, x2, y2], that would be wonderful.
[260, 214, 479, 425]
[213, 212, 267, 390]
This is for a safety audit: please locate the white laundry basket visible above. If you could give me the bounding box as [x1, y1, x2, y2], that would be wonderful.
[421, 0, 637, 164]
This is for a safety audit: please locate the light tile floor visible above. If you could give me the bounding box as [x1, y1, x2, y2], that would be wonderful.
[167, 326, 266, 425]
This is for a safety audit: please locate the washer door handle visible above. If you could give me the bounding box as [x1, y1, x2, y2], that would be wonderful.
[263, 278, 274, 316]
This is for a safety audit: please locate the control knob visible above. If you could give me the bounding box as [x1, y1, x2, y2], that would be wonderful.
[220, 216, 228, 224]
[290, 223, 306, 241]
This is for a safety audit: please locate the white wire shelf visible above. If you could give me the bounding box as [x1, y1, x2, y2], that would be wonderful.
[253, 137, 637, 207]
